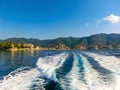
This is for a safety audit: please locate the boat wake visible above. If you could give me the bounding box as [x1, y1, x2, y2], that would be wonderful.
[37, 52, 69, 82]
[0, 51, 120, 90]
[0, 67, 44, 90]
[81, 51, 120, 90]
[0, 52, 68, 90]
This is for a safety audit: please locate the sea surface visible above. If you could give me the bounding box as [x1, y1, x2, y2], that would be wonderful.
[0, 50, 120, 90]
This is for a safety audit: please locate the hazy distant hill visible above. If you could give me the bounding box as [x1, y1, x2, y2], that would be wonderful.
[43, 37, 80, 48]
[2, 38, 41, 46]
[1, 33, 120, 50]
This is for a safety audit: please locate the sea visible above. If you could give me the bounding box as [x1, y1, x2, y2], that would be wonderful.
[0, 50, 120, 90]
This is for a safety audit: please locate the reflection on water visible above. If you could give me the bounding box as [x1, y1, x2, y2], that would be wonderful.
[0, 50, 40, 77]
[11, 50, 15, 68]
[0, 50, 64, 77]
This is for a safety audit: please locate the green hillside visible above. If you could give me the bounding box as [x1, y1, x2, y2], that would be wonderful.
[0, 33, 120, 50]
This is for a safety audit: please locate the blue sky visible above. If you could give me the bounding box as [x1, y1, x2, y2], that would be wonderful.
[0, 0, 120, 39]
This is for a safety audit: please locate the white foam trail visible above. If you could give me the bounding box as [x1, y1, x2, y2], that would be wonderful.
[0, 67, 45, 90]
[59, 52, 119, 90]
[80, 54, 117, 90]
[83, 52, 120, 75]
[0, 52, 68, 90]
[60, 53, 88, 90]
[81, 52, 120, 90]
[68, 53, 88, 90]
[36, 52, 69, 82]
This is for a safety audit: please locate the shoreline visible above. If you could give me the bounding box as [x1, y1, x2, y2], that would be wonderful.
[8, 48, 41, 51]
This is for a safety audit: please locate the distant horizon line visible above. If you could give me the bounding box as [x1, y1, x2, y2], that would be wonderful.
[1, 33, 120, 40]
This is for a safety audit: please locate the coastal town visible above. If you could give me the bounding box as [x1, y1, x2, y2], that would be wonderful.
[0, 42, 120, 51]
[0, 42, 70, 51]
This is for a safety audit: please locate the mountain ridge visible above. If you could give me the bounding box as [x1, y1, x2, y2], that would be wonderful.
[0, 33, 120, 50]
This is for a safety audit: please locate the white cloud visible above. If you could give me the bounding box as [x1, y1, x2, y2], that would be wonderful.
[103, 14, 120, 24]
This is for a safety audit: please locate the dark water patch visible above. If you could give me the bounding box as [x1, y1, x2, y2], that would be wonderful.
[52, 53, 74, 90]
[45, 81, 57, 90]
[81, 53, 113, 82]
[56, 53, 74, 79]
[44, 80, 64, 90]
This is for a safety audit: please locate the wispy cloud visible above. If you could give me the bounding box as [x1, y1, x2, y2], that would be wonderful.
[97, 14, 120, 24]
